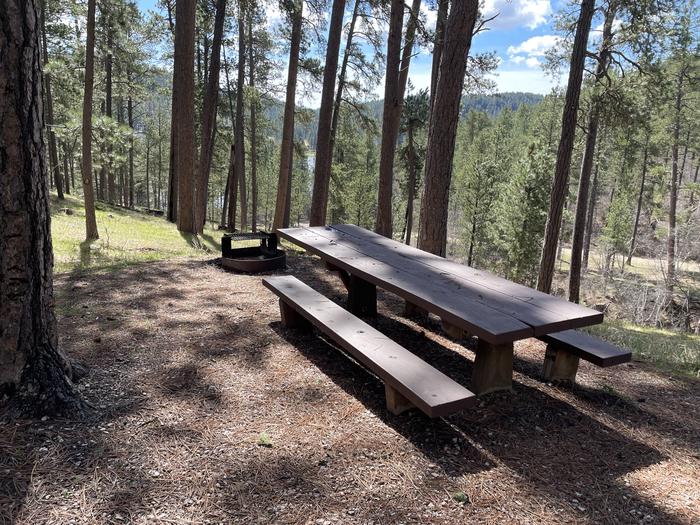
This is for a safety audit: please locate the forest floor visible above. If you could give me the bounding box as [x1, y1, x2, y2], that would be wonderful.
[2, 253, 700, 524]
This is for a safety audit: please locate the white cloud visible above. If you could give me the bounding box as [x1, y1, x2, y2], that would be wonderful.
[507, 34, 560, 68]
[525, 57, 541, 68]
[488, 69, 562, 94]
[482, 0, 552, 30]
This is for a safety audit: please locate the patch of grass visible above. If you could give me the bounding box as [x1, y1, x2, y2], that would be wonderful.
[584, 320, 700, 377]
[50, 194, 223, 274]
[256, 432, 273, 447]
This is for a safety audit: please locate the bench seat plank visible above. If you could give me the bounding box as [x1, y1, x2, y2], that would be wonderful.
[263, 276, 476, 418]
[538, 330, 632, 367]
[276, 227, 532, 344]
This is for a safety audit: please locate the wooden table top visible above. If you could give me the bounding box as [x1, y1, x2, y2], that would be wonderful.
[277, 225, 603, 345]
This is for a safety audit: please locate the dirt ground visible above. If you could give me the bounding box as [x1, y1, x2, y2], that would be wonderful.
[2, 253, 699, 524]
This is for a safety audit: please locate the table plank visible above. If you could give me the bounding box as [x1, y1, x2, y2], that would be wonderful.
[332, 224, 603, 333]
[278, 226, 533, 344]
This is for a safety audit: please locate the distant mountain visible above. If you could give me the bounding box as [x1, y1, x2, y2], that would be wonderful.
[460, 92, 544, 117]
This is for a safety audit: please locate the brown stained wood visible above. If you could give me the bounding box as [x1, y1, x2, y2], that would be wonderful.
[441, 319, 468, 340]
[543, 345, 579, 383]
[279, 300, 312, 331]
[331, 224, 603, 333]
[538, 330, 632, 367]
[277, 227, 532, 344]
[385, 384, 415, 415]
[404, 301, 428, 320]
[325, 260, 351, 289]
[472, 340, 513, 395]
[263, 276, 476, 418]
[348, 275, 377, 317]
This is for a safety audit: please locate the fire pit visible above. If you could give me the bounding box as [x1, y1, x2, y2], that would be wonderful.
[220, 231, 286, 273]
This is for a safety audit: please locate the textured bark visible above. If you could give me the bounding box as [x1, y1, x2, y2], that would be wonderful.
[227, 143, 239, 231]
[195, 0, 226, 232]
[416, 0, 479, 256]
[105, 22, 115, 204]
[62, 145, 70, 194]
[627, 137, 649, 265]
[404, 125, 416, 245]
[309, 0, 347, 227]
[248, 9, 258, 232]
[272, 0, 302, 230]
[40, 0, 63, 199]
[1, 0, 87, 417]
[582, 159, 599, 271]
[145, 137, 151, 208]
[81, 0, 99, 240]
[429, 0, 448, 112]
[173, 0, 197, 233]
[568, 3, 615, 303]
[375, 0, 404, 237]
[235, 10, 247, 231]
[536, 0, 595, 293]
[127, 94, 134, 208]
[667, 67, 686, 292]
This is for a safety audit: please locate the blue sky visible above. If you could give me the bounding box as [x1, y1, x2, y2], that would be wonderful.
[136, 0, 567, 98]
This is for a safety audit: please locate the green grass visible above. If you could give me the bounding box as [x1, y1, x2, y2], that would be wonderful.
[584, 320, 700, 377]
[50, 194, 222, 274]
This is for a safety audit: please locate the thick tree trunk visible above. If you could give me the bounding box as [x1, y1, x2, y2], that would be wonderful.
[41, 0, 63, 199]
[127, 95, 134, 208]
[272, 0, 302, 230]
[375, 0, 404, 237]
[582, 161, 599, 271]
[667, 67, 685, 292]
[227, 144, 239, 231]
[62, 145, 70, 194]
[429, 0, 448, 112]
[417, 0, 479, 256]
[404, 125, 416, 245]
[173, 0, 197, 234]
[536, 0, 595, 293]
[309, 0, 347, 227]
[1, 0, 88, 417]
[568, 3, 615, 303]
[248, 10, 258, 232]
[195, 0, 226, 232]
[627, 137, 649, 265]
[235, 11, 247, 231]
[81, 0, 99, 239]
[105, 23, 116, 205]
[145, 138, 151, 208]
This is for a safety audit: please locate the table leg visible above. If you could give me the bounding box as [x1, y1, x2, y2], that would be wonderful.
[348, 274, 377, 317]
[279, 300, 312, 332]
[404, 300, 428, 320]
[385, 384, 414, 415]
[472, 339, 513, 395]
[543, 345, 579, 383]
[441, 318, 472, 340]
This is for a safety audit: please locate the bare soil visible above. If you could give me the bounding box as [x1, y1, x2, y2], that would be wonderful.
[2, 254, 699, 524]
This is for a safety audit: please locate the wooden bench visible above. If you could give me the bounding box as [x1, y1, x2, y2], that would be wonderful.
[538, 330, 632, 382]
[263, 276, 476, 418]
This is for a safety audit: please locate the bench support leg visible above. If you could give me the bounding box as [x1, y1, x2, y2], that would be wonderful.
[404, 301, 428, 320]
[472, 340, 513, 395]
[441, 318, 471, 340]
[279, 300, 312, 332]
[325, 261, 351, 289]
[348, 275, 377, 317]
[543, 345, 579, 383]
[385, 384, 414, 415]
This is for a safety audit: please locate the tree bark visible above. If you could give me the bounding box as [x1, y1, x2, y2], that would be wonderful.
[536, 0, 595, 293]
[568, 3, 615, 303]
[416, 0, 479, 256]
[81, 0, 99, 239]
[1, 0, 88, 417]
[582, 161, 599, 271]
[40, 0, 63, 199]
[627, 136, 649, 265]
[105, 21, 116, 205]
[309, 0, 347, 227]
[235, 9, 247, 231]
[272, 0, 302, 230]
[404, 124, 416, 245]
[248, 8, 258, 232]
[127, 94, 134, 208]
[667, 66, 686, 292]
[145, 137, 151, 208]
[173, 0, 197, 234]
[429, 0, 448, 112]
[195, 0, 226, 232]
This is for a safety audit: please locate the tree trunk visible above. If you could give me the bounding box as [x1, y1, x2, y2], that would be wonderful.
[41, 0, 63, 199]
[127, 95, 134, 208]
[248, 9, 258, 232]
[404, 124, 416, 245]
[195, 0, 226, 232]
[627, 136, 649, 265]
[235, 10, 247, 231]
[105, 22, 116, 205]
[227, 143, 239, 231]
[81, 0, 99, 239]
[272, 0, 302, 230]
[62, 145, 70, 194]
[173, 0, 197, 234]
[536, 0, 595, 293]
[329, 0, 361, 163]
[568, 3, 615, 303]
[309, 0, 347, 227]
[582, 161, 599, 271]
[667, 66, 685, 292]
[220, 159, 231, 227]
[0, 0, 88, 417]
[429, 0, 448, 112]
[417, 0, 479, 256]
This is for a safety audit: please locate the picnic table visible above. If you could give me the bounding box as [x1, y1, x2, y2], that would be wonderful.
[277, 224, 607, 395]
